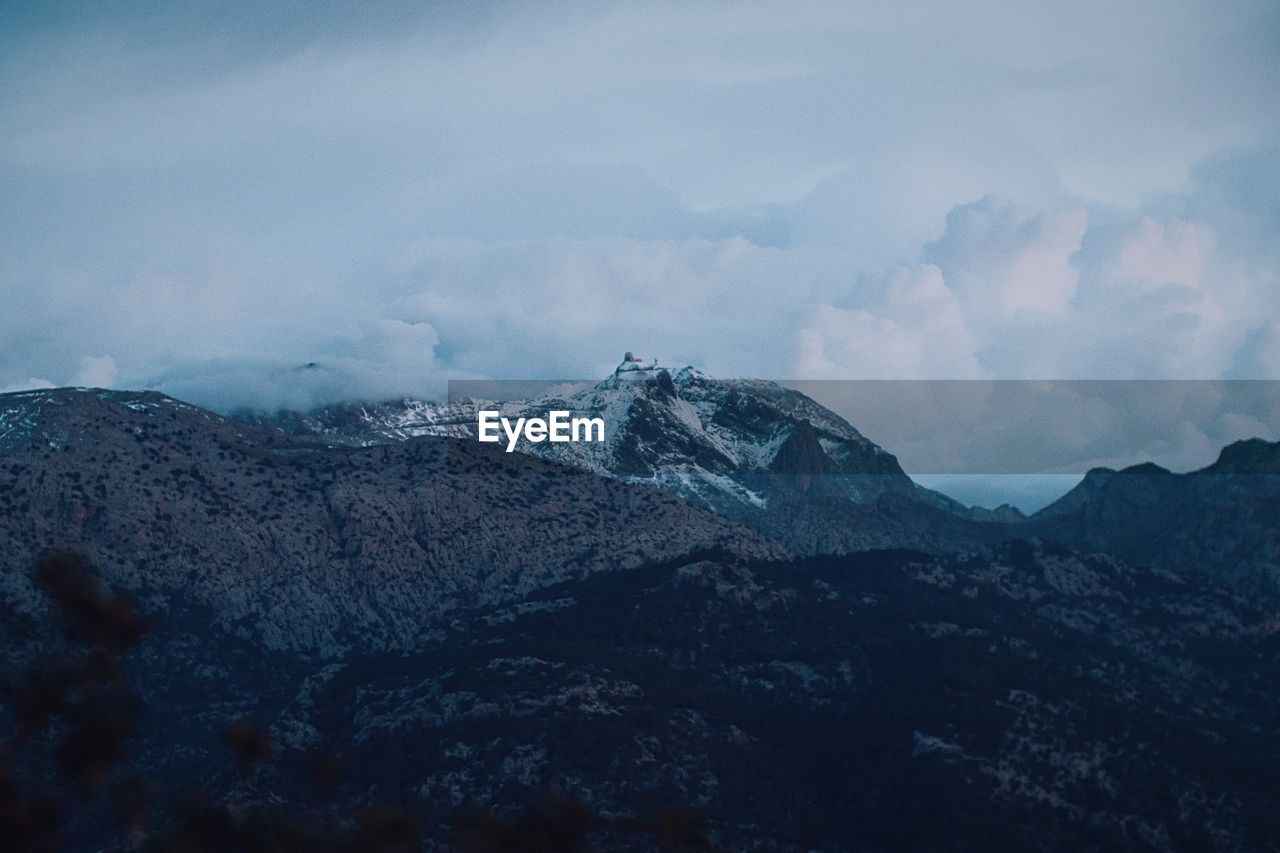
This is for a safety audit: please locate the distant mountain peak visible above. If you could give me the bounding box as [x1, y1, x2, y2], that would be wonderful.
[1120, 461, 1173, 476]
[1206, 437, 1280, 473]
[673, 365, 710, 383]
[236, 356, 997, 552]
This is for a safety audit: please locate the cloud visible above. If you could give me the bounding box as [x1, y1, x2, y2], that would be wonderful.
[923, 199, 1088, 318]
[0, 4, 1278, 410]
[794, 265, 983, 378]
[393, 236, 827, 382]
[1231, 322, 1280, 378]
[1, 378, 56, 394]
[1109, 217, 1207, 289]
[149, 318, 443, 411]
[74, 355, 118, 388]
[795, 167, 1280, 382]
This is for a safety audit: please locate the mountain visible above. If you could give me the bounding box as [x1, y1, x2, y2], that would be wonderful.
[239, 355, 906, 503]
[242, 355, 1017, 553]
[1210, 436, 1280, 473]
[0, 387, 779, 659]
[1033, 440, 1280, 594]
[11, 542, 1280, 851]
[302, 542, 1280, 850]
[5, 384, 1280, 850]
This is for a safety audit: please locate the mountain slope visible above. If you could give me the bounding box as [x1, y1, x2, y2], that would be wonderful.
[243, 355, 1015, 553]
[5, 387, 1280, 850]
[320, 542, 1278, 850]
[0, 387, 779, 658]
[1033, 440, 1280, 593]
[23, 542, 1277, 851]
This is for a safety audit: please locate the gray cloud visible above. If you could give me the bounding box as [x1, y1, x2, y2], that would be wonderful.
[1, 1, 1279, 414]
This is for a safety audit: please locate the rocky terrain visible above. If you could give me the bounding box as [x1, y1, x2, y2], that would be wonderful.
[245, 357, 1280, 581]
[4, 381, 1280, 851]
[0, 387, 777, 659]
[1032, 438, 1280, 594]
[297, 541, 1279, 850]
[242, 355, 1017, 554]
[7, 542, 1279, 851]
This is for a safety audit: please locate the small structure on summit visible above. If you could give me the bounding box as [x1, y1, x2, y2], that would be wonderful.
[612, 352, 660, 378]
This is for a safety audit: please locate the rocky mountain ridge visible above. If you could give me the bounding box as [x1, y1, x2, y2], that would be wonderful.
[1033, 437, 1280, 593]
[0, 387, 779, 659]
[242, 355, 1018, 553]
[4, 383, 1280, 850]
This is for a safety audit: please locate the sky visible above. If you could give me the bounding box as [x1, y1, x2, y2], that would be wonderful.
[2, 1, 1279, 504]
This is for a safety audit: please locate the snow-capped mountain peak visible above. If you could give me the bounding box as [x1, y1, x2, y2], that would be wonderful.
[240, 357, 987, 549]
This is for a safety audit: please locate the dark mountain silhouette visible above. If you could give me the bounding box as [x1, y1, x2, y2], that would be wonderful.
[1033, 438, 1280, 594]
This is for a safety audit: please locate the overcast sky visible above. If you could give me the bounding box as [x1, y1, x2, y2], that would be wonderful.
[2, 1, 1279, 422]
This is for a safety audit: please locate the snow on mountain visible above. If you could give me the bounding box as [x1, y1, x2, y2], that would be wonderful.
[242, 355, 1008, 552]
[1, 388, 226, 454]
[246, 355, 901, 502]
[0, 385, 778, 657]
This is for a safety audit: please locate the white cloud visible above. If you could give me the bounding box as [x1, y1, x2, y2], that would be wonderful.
[0, 4, 1277, 406]
[921, 199, 1087, 319]
[793, 265, 983, 378]
[1, 378, 56, 394]
[74, 355, 119, 388]
[150, 318, 444, 411]
[1110, 217, 1208, 289]
[795, 172, 1280, 381]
